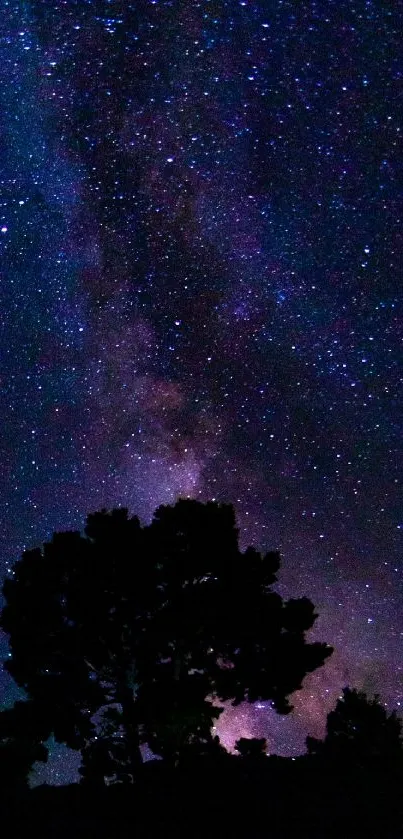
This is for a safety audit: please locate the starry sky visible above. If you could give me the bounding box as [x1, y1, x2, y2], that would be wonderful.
[0, 0, 401, 784]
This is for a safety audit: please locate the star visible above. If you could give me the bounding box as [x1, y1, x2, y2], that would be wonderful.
[0, 0, 401, 784]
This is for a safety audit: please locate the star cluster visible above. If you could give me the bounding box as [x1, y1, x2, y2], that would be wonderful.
[0, 0, 401, 784]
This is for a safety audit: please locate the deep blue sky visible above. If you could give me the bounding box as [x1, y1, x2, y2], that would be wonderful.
[0, 0, 401, 783]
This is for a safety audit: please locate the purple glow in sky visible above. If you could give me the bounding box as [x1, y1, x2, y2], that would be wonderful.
[0, 0, 401, 784]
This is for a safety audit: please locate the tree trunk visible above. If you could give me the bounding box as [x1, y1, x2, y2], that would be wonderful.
[117, 681, 142, 780]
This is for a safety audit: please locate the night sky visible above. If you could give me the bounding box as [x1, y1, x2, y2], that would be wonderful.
[0, 0, 401, 784]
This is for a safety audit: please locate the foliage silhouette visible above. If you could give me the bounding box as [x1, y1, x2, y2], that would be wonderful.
[307, 686, 403, 766]
[304, 688, 403, 838]
[1, 499, 332, 783]
[0, 700, 48, 794]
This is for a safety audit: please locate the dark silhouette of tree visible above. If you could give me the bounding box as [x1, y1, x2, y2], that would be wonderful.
[79, 736, 130, 787]
[0, 700, 48, 794]
[306, 689, 403, 837]
[235, 736, 268, 759]
[307, 687, 403, 766]
[1, 500, 332, 783]
[138, 671, 223, 765]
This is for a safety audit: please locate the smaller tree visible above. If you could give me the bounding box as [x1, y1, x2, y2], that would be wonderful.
[307, 687, 403, 766]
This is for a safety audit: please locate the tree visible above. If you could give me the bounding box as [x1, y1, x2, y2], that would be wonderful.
[1, 500, 332, 782]
[0, 700, 48, 794]
[307, 687, 403, 766]
[306, 689, 403, 836]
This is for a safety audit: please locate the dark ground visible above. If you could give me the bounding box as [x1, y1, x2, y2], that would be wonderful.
[3, 756, 402, 838]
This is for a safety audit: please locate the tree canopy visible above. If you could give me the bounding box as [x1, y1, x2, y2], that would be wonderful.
[1, 499, 332, 782]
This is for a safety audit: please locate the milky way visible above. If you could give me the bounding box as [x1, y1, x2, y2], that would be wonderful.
[0, 0, 401, 784]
